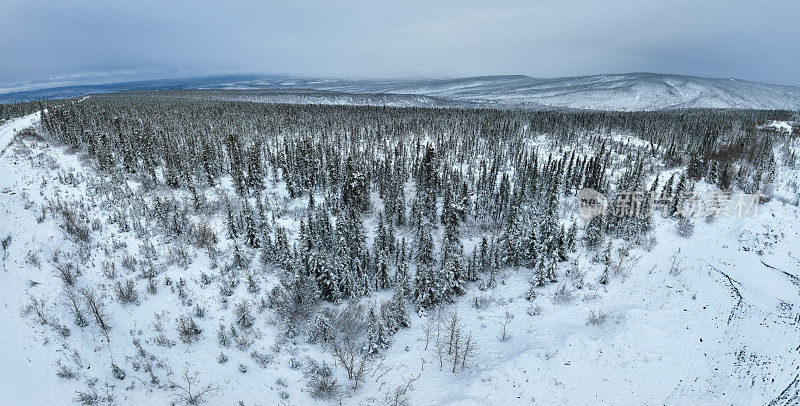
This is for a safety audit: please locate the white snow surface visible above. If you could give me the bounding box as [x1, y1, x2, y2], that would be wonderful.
[1, 113, 800, 405]
[288, 73, 800, 111]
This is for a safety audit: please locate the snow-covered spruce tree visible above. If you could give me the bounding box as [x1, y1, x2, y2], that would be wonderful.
[440, 187, 465, 297]
[364, 307, 390, 355]
[584, 215, 604, 250]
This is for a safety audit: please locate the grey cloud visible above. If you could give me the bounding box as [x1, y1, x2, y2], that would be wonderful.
[1, 0, 798, 86]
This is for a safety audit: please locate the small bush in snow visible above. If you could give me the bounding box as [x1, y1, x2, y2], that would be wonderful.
[24, 295, 49, 325]
[25, 250, 40, 268]
[113, 278, 139, 304]
[111, 363, 126, 380]
[586, 309, 609, 325]
[51, 319, 71, 338]
[551, 284, 575, 305]
[56, 263, 79, 286]
[307, 311, 335, 344]
[250, 349, 273, 368]
[64, 290, 88, 327]
[56, 361, 77, 379]
[192, 221, 218, 250]
[525, 283, 538, 301]
[176, 315, 202, 344]
[305, 359, 339, 399]
[155, 333, 176, 348]
[472, 295, 494, 309]
[677, 217, 695, 238]
[527, 304, 543, 316]
[120, 254, 137, 271]
[79, 288, 111, 331]
[147, 277, 158, 294]
[232, 327, 257, 351]
[59, 205, 90, 242]
[73, 390, 99, 405]
[101, 261, 117, 279]
[168, 370, 219, 406]
[0, 235, 11, 255]
[234, 300, 254, 329]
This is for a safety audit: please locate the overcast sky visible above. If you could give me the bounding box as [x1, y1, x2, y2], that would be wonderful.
[2, 0, 799, 87]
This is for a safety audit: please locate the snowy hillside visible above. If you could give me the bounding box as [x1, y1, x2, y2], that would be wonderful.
[301, 73, 800, 111]
[1, 101, 800, 405]
[3, 73, 800, 111]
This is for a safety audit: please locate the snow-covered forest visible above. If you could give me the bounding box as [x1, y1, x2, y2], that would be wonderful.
[1, 93, 800, 405]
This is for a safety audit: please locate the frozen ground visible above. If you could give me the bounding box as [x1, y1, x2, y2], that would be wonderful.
[1, 113, 800, 405]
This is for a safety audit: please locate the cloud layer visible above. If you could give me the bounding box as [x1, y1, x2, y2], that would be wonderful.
[2, 0, 798, 86]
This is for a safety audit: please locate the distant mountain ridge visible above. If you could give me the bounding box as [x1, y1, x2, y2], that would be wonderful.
[2, 73, 800, 111]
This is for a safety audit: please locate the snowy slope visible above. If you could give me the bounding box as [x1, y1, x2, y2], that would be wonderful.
[2, 111, 800, 405]
[0, 112, 76, 405]
[302, 73, 800, 111]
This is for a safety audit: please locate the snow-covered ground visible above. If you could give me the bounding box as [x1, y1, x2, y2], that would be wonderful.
[1, 112, 800, 405]
[5, 73, 800, 111]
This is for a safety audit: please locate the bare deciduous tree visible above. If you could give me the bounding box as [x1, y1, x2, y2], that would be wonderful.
[79, 288, 111, 332]
[499, 307, 512, 341]
[168, 370, 219, 405]
[331, 335, 370, 389]
[384, 373, 421, 406]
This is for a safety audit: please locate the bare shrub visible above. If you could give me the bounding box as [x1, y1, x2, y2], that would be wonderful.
[177, 315, 202, 344]
[435, 312, 478, 373]
[79, 288, 111, 332]
[472, 295, 494, 309]
[526, 304, 542, 316]
[120, 254, 137, 271]
[586, 309, 608, 325]
[332, 335, 370, 390]
[168, 370, 220, 405]
[25, 250, 40, 268]
[113, 279, 139, 304]
[64, 290, 88, 327]
[193, 221, 218, 249]
[55, 262, 79, 286]
[234, 300, 254, 329]
[677, 217, 695, 238]
[1, 235, 11, 259]
[250, 349, 273, 368]
[36, 206, 47, 223]
[24, 295, 49, 325]
[384, 374, 421, 406]
[59, 205, 90, 242]
[668, 254, 686, 276]
[101, 261, 117, 279]
[499, 307, 512, 341]
[73, 390, 99, 405]
[232, 327, 258, 351]
[551, 284, 574, 305]
[267, 273, 320, 336]
[305, 359, 339, 399]
[167, 244, 191, 268]
[56, 361, 77, 379]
